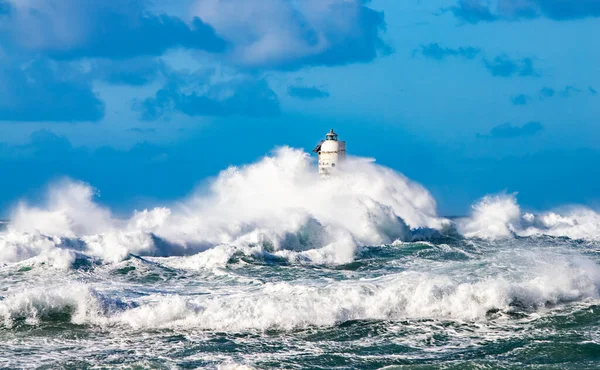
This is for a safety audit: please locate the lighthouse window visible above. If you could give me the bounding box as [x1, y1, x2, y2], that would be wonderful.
[331, 163, 336, 167]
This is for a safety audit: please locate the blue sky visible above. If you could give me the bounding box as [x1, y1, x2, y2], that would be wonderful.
[0, 0, 599, 216]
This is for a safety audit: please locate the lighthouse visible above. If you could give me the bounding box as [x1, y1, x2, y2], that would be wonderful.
[312, 129, 346, 177]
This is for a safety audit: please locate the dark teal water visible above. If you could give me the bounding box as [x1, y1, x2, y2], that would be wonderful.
[1, 237, 599, 369]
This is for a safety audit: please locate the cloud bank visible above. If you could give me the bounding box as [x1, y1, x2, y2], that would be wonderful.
[192, 0, 391, 69]
[0, 59, 104, 122]
[483, 55, 538, 77]
[138, 70, 280, 120]
[0, 0, 227, 59]
[416, 43, 480, 61]
[288, 86, 330, 100]
[511, 94, 532, 105]
[0, 0, 391, 122]
[452, 0, 600, 23]
[0, 0, 391, 69]
[478, 122, 544, 139]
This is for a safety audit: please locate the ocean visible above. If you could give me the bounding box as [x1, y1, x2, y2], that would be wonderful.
[1, 148, 599, 369]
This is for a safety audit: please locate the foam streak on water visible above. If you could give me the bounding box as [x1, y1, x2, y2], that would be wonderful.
[1, 148, 600, 369]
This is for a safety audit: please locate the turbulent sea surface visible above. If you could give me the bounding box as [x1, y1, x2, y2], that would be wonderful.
[1, 148, 600, 369]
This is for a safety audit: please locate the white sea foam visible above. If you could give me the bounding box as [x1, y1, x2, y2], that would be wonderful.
[520, 207, 600, 240]
[3, 147, 600, 269]
[458, 193, 600, 241]
[1, 251, 597, 331]
[1, 148, 446, 266]
[0, 284, 102, 327]
[10, 179, 115, 237]
[217, 364, 256, 370]
[457, 194, 522, 239]
[0, 231, 61, 264]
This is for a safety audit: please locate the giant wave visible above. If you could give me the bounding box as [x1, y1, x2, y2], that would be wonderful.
[1, 147, 600, 270]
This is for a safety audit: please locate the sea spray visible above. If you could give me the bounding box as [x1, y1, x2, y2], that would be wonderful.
[2, 148, 447, 266]
[4, 148, 600, 270]
[458, 193, 600, 241]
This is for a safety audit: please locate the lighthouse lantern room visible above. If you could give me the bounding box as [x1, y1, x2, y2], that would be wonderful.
[312, 129, 346, 177]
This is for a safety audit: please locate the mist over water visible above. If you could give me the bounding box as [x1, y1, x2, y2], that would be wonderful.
[1, 147, 600, 369]
[3, 147, 449, 266]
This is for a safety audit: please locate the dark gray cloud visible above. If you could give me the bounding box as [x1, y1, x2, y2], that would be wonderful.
[193, 0, 392, 70]
[540, 87, 555, 98]
[294, 3, 392, 69]
[0, 0, 228, 122]
[450, 0, 498, 23]
[539, 0, 600, 20]
[416, 43, 481, 61]
[288, 86, 330, 100]
[451, 0, 600, 23]
[0, 0, 393, 124]
[1, 0, 390, 70]
[560, 85, 582, 97]
[92, 58, 167, 86]
[0, 59, 104, 122]
[0, 56, 168, 122]
[53, 16, 227, 60]
[138, 71, 280, 120]
[512, 84, 596, 106]
[129, 128, 156, 134]
[478, 122, 544, 139]
[416, 43, 538, 82]
[483, 55, 538, 77]
[539, 85, 596, 99]
[0, 0, 227, 60]
[511, 94, 532, 105]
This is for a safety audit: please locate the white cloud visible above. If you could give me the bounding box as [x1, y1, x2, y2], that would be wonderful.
[5, 0, 107, 51]
[191, 0, 390, 69]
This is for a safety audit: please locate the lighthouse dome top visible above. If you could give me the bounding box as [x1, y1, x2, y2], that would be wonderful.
[325, 129, 338, 140]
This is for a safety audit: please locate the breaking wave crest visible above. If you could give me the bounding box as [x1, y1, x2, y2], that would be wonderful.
[457, 193, 600, 241]
[1, 147, 447, 267]
[2, 147, 600, 270]
[1, 251, 598, 331]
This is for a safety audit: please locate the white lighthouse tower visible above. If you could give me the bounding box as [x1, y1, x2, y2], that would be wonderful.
[312, 129, 346, 177]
